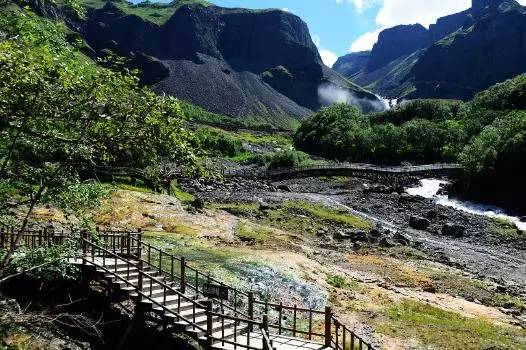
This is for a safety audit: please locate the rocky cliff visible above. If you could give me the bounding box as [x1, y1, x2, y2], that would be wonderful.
[50, 0, 381, 120]
[333, 0, 526, 101]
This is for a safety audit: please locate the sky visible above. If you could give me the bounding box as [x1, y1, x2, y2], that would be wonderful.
[212, 0, 526, 67]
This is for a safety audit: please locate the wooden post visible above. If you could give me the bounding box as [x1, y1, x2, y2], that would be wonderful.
[138, 246, 144, 300]
[81, 231, 87, 264]
[262, 314, 269, 350]
[325, 306, 332, 347]
[180, 257, 186, 294]
[248, 291, 254, 332]
[126, 231, 131, 258]
[205, 300, 214, 349]
[0, 227, 5, 250]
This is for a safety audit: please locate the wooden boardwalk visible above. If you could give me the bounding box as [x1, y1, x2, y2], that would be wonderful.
[2, 228, 375, 350]
[225, 163, 464, 182]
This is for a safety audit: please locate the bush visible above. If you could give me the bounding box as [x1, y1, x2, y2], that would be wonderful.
[196, 128, 245, 157]
[267, 150, 312, 170]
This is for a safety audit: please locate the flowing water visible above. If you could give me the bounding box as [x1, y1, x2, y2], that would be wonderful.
[406, 179, 526, 231]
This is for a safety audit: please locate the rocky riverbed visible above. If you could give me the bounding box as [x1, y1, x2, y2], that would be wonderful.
[180, 175, 526, 295]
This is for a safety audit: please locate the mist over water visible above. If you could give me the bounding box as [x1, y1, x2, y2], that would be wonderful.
[317, 83, 390, 111]
[407, 179, 526, 231]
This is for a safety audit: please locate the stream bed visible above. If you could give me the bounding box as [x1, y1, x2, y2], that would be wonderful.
[407, 179, 526, 231]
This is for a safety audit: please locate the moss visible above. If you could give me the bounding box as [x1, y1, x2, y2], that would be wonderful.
[171, 184, 195, 203]
[486, 217, 524, 242]
[235, 221, 275, 244]
[326, 273, 362, 292]
[283, 201, 372, 230]
[376, 299, 526, 349]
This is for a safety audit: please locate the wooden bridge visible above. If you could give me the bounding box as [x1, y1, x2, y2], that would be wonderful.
[0, 228, 375, 350]
[225, 163, 464, 183]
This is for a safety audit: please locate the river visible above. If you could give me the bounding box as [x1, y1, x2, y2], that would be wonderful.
[406, 179, 526, 231]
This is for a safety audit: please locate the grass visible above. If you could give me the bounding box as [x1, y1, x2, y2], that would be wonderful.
[325, 273, 362, 292]
[485, 217, 524, 243]
[282, 201, 372, 230]
[216, 200, 373, 237]
[376, 299, 526, 350]
[235, 221, 276, 244]
[171, 184, 195, 203]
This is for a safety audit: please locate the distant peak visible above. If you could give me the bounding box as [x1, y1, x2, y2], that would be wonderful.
[472, 0, 519, 10]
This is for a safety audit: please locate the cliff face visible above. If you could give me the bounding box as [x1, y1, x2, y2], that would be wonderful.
[367, 24, 430, 72]
[74, 2, 380, 119]
[332, 51, 370, 78]
[333, 0, 526, 101]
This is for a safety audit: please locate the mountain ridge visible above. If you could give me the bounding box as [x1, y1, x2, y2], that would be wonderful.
[333, 0, 526, 101]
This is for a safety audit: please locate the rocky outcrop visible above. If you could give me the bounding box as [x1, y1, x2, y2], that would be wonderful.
[332, 51, 370, 77]
[367, 24, 430, 72]
[74, 3, 380, 119]
[333, 0, 526, 101]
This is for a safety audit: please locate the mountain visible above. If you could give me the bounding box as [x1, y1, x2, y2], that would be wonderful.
[333, 0, 526, 101]
[34, 0, 381, 122]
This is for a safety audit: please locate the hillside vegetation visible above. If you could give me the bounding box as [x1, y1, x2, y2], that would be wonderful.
[294, 74, 526, 210]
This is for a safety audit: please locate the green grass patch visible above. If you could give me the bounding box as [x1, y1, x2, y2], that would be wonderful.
[171, 184, 195, 203]
[283, 201, 372, 230]
[377, 299, 526, 350]
[486, 217, 524, 242]
[326, 273, 362, 292]
[235, 221, 275, 244]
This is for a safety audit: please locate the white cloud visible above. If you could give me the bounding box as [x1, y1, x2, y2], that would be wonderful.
[319, 49, 339, 67]
[313, 34, 338, 66]
[348, 0, 526, 52]
[349, 28, 381, 52]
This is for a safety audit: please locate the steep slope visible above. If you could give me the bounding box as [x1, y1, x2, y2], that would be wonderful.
[333, 51, 370, 77]
[50, 0, 381, 121]
[334, 0, 526, 101]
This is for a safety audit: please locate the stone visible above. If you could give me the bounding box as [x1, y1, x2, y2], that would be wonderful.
[409, 215, 430, 230]
[277, 184, 292, 192]
[369, 228, 383, 238]
[393, 232, 411, 246]
[349, 230, 368, 242]
[398, 193, 413, 204]
[333, 230, 350, 240]
[425, 209, 438, 219]
[379, 237, 396, 247]
[441, 223, 465, 238]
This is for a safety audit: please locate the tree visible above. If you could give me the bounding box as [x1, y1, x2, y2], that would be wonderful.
[0, 12, 199, 276]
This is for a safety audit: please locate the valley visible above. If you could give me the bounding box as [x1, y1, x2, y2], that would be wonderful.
[1, 0, 526, 349]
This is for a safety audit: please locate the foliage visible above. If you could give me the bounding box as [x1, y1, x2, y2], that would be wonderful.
[196, 128, 245, 158]
[0, 240, 79, 283]
[472, 74, 526, 111]
[267, 150, 313, 170]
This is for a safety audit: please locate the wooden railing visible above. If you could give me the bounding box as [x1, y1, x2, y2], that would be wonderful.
[223, 162, 464, 180]
[1, 228, 376, 349]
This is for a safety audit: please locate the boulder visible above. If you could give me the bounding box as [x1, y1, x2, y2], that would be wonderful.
[379, 237, 396, 248]
[349, 230, 369, 242]
[398, 193, 413, 204]
[393, 232, 411, 246]
[369, 228, 383, 238]
[409, 216, 430, 230]
[441, 223, 465, 237]
[425, 209, 438, 219]
[333, 230, 350, 240]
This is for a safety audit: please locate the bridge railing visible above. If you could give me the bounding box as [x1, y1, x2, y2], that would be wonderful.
[2, 228, 376, 349]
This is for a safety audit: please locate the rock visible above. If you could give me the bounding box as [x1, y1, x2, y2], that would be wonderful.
[379, 237, 396, 247]
[333, 230, 350, 240]
[398, 193, 413, 204]
[520, 216, 526, 223]
[422, 285, 436, 293]
[352, 242, 362, 251]
[409, 215, 430, 230]
[349, 230, 368, 242]
[277, 184, 292, 192]
[258, 200, 271, 211]
[393, 232, 411, 246]
[441, 223, 465, 238]
[369, 228, 383, 238]
[425, 209, 438, 219]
